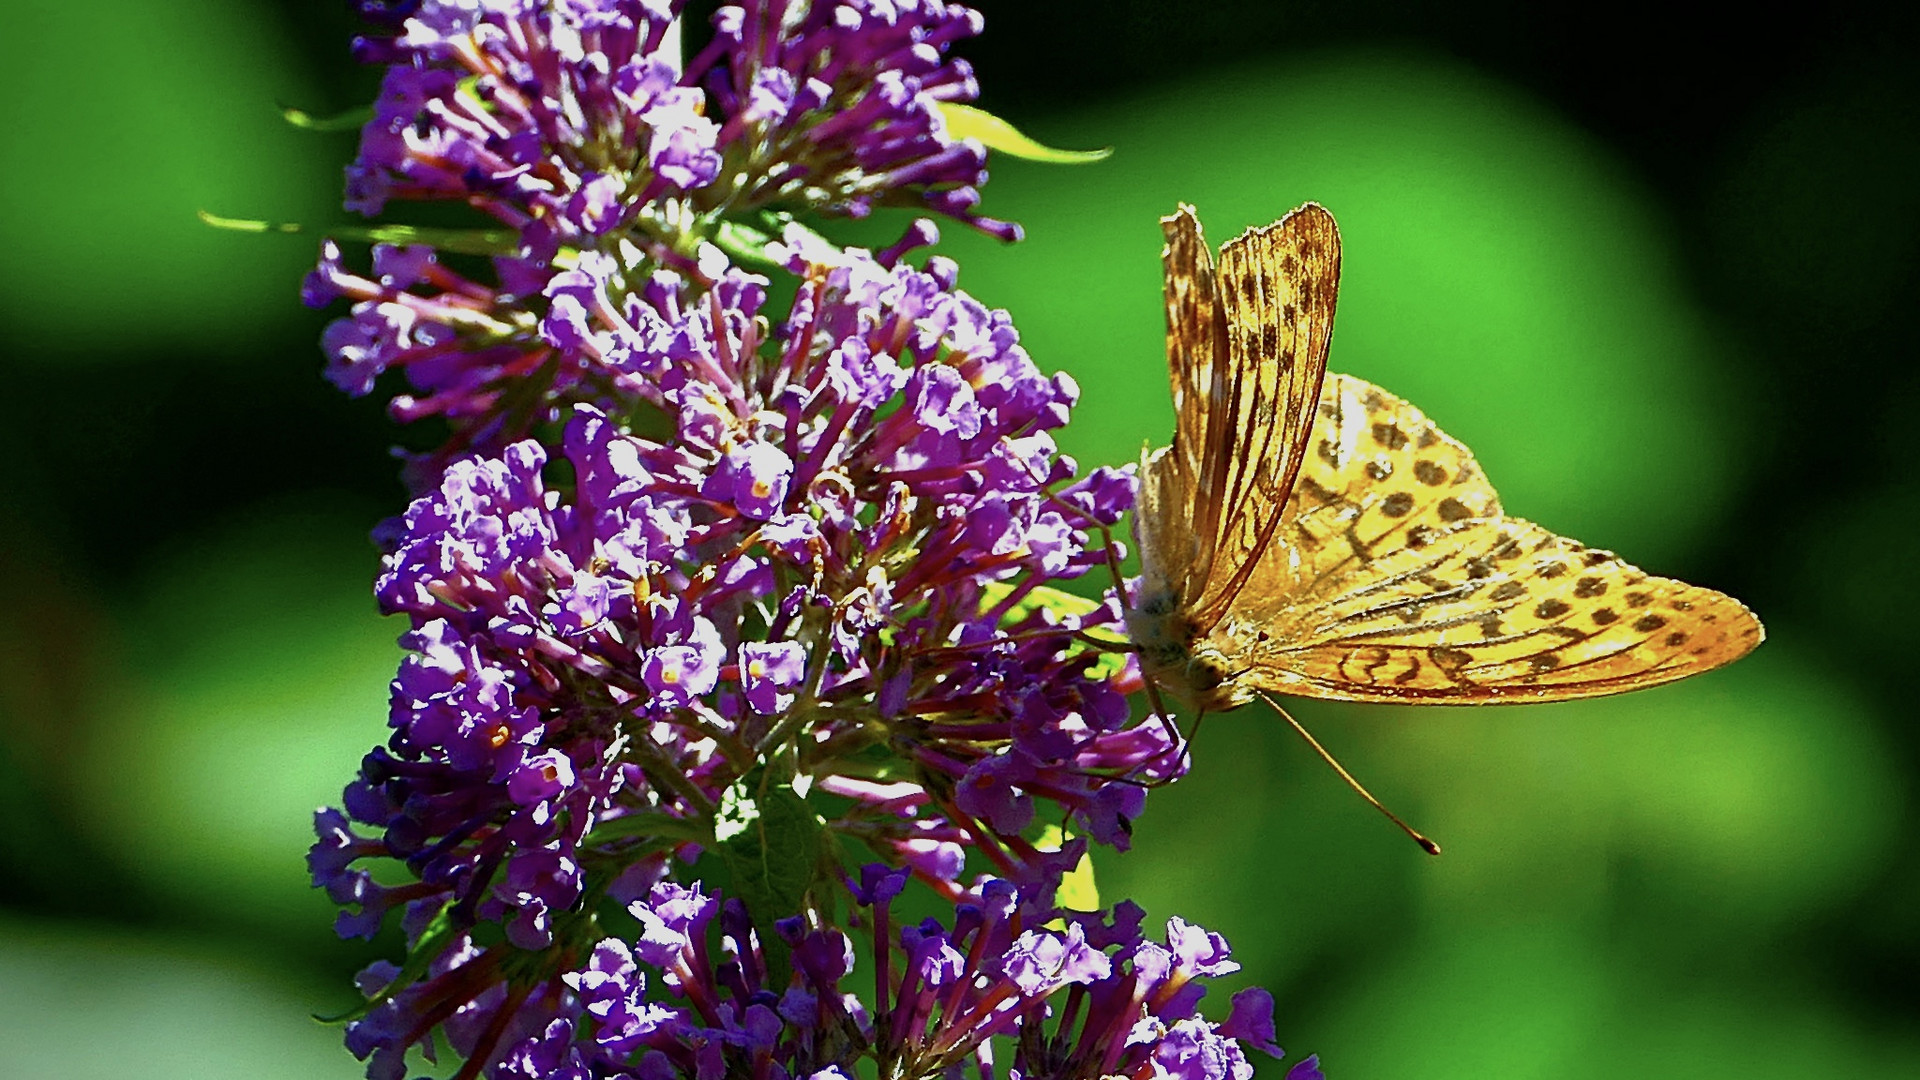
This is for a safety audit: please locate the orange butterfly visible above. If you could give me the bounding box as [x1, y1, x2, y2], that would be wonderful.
[1127, 204, 1763, 845]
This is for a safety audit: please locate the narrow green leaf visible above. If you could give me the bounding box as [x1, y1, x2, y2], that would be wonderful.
[935, 102, 1112, 164]
[196, 210, 303, 235]
[197, 210, 519, 256]
[314, 905, 458, 1023]
[281, 104, 374, 132]
[714, 219, 785, 270]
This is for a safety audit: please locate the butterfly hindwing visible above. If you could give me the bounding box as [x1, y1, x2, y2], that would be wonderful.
[1234, 372, 1504, 610]
[1228, 374, 1763, 702]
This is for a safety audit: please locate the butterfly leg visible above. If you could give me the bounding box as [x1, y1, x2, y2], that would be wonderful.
[1038, 488, 1193, 778]
[1089, 516, 1193, 773]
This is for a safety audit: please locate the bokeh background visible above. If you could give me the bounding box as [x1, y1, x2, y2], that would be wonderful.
[2, 1, 1916, 1076]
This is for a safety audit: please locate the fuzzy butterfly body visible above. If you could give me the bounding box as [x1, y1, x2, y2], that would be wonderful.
[1130, 204, 1763, 712]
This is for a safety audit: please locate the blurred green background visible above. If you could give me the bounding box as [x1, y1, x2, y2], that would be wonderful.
[1, 1, 1915, 1076]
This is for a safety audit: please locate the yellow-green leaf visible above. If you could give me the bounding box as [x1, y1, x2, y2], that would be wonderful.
[978, 581, 1131, 679]
[935, 102, 1112, 164]
[280, 104, 372, 133]
[1035, 824, 1101, 912]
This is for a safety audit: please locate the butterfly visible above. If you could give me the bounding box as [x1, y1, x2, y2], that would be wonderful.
[1128, 203, 1764, 720]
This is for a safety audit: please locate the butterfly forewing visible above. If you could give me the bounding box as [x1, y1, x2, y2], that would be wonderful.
[1145, 207, 1228, 607]
[1160, 205, 1224, 500]
[1226, 374, 1763, 702]
[1147, 203, 1340, 635]
[1194, 207, 1341, 631]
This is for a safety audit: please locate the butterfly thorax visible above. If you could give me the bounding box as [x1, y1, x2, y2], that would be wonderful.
[1126, 586, 1257, 712]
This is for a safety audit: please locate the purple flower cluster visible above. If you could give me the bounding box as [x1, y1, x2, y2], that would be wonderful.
[310, 0, 1007, 466]
[337, 872, 1316, 1080]
[306, 3, 1317, 1079]
[311, 241, 1200, 1075]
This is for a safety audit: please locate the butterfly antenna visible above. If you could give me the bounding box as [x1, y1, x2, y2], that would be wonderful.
[1255, 691, 1441, 856]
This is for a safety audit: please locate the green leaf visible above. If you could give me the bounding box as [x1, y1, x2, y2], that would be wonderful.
[583, 811, 713, 847]
[196, 210, 519, 256]
[935, 102, 1112, 164]
[715, 771, 827, 925]
[280, 104, 373, 132]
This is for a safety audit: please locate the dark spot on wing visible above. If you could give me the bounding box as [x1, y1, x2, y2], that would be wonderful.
[1317, 439, 1341, 466]
[1582, 549, 1613, 567]
[1673, 599, 1695, 612]
[1530, 653, 1562, 671]
[1365, 459, 1392, 481]
[1536, 599, 1571, 619]
[1299, 477, 1339, 503]
[1664, 631, 1689, 647]
[1437, 497, 1472, 522]
[1489, 581, 1526, 602]
[1464, 556, 1495, 579]
[1417, 427, 1441, 449]
[1372, 422, 1410, 450]
[1413, 460, 1447, 485]
[1405, 525, 1434, 549]
[1381, 492, 1415, 517]
[1573, 576, 1607, 598]
[1633, 614, 1668, 632]
[1625, 591, 1654, 608]
[1592, 608, 1618, 626]
[1479, 616, 1505, 638]
[1538, 561, 1568, 579]
[1260, 325, 1280, 354]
